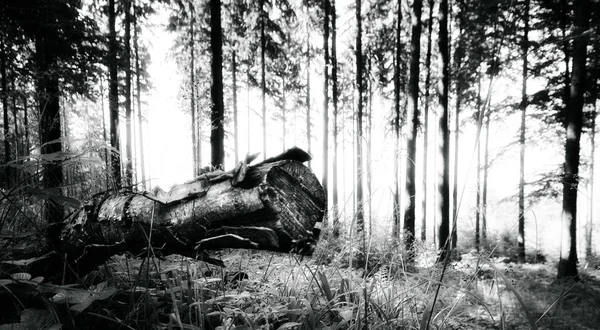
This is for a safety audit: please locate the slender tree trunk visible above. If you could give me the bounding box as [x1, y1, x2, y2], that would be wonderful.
[367, 61, 373, 236]
[100, 76, 109, 188]
[475, 75, 483, 252]
[10, 78, 19, 164]
[306, 22, 312, 167]
[23, 94, 29, 157]
[134, 6, 146, 189]
[108, 0, 121, 188]
[558, 0, 589, 280]
[233, 51, 239, 164]
[261, 0, 267, 159]
[587, 60, 599, 260]
[124, 0, 133, 187]
[36, 33, 64, 253]
[282, 75, 287, 151]
[437, 0, 450, 261]
[482, 108, 490, 246]
[393, 0, 402, 237]
[518, 0, 530, 262]
[247, 68, 251, 153]
[355, 0, 365, 246]
[587, 107, 596, 259]
[1, 38, 11, 188]
[331, 0, 340, 236]
[322, 0, 331, 226]
[451, 93, 461, 250]
[422, 0, 434, 242]
[189, 1, 198, 175]
[404, 0, 422, 254]
[210, 0, 224, 168]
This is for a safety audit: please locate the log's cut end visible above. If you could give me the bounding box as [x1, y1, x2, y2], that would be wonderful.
[260, 160, 325, 252]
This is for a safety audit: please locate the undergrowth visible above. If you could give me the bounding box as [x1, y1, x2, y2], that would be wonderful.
[1, 225, 599, 330]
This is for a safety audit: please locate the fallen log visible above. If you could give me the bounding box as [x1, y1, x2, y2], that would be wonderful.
[1, 147, 325, 280]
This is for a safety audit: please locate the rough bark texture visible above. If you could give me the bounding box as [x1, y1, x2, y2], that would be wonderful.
[210, 0, 225, 168]
[322, 0, 330, 227]
[1, 148, 324, 281]
[404, 0, 422, 254]
[421, 0, 433, 242]
[437, 0, 450, 261]
[331, 0, 340, 236]
[558, 0, 589, 280]
[108, 0, 121, 187]
[355, 0, 365, 246]
[518, 0, 529, 263]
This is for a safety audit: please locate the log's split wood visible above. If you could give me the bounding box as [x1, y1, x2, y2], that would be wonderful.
[1, 147, 325, 279]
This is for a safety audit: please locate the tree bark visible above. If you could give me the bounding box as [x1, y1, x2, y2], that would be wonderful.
[1, 148, 324, 282]
[404, 0, 422, 255]
[108, 0, 121, 188]
[1, 38, 11, 189]
[355, 0, 365, 246]
[482, 109, 490, 246]
[124, 0, 133, 187]
[392, 0, 402, 237]
[36, 32, 65, 255]
[189, 1, 198, 176]
[261, 0, 267, 159]
[233, 51, 239, 164]
[134, 6, 146, 190]
[322, 0, 330, 227]
[210, 0, 225, 168]
[305, 20, 312, 167]
[518, 0, 530, 263]
[558, 0, 589, 280]
[437, 0, 450, 261]
[331, 0, 340, 236]
[421, 0, 433, 242]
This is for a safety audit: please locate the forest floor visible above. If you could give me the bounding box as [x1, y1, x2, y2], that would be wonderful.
[4, 238, 600, 330]
[92, 241, 600, 330]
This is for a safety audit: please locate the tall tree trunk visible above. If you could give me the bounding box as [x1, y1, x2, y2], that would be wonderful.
[475, 75, 483, 252]
[210, 0, 224, 168]
[437, 0, 450, 261]
[247, 68, 251, 153]
[233, 51, 239, 164]
[189, 1, 197, 175]
[421, 0, 433, 242]
[404, 0, 422, 255]
[282, 75, 287, 151]
[451, 91, 460, 250]
[134, 5, 146, 189]
[23, 93, 29, 158]
[36, 33, 64, 253]
[558, 0, 589, 279]
[1, 38, 11, 188]
[367, 60, 373, 236]
[322, 0, 330, 227]
[392, 0, 402, 237]
[587, 106, 596, 259]
[331, 0, 340, 236]
[108, 0, 121, 188]
[11, 78, 19, 164]
[101, 76, 110, 188]
[355, 0, 365, 246]
[587, 59, 599, 260]
[306, 21, 312, 167]
[518, 0, 530, 263]
[124, 0, 133, 188]
[482, 108, 490, 246]
[261, 0, 267, 159]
